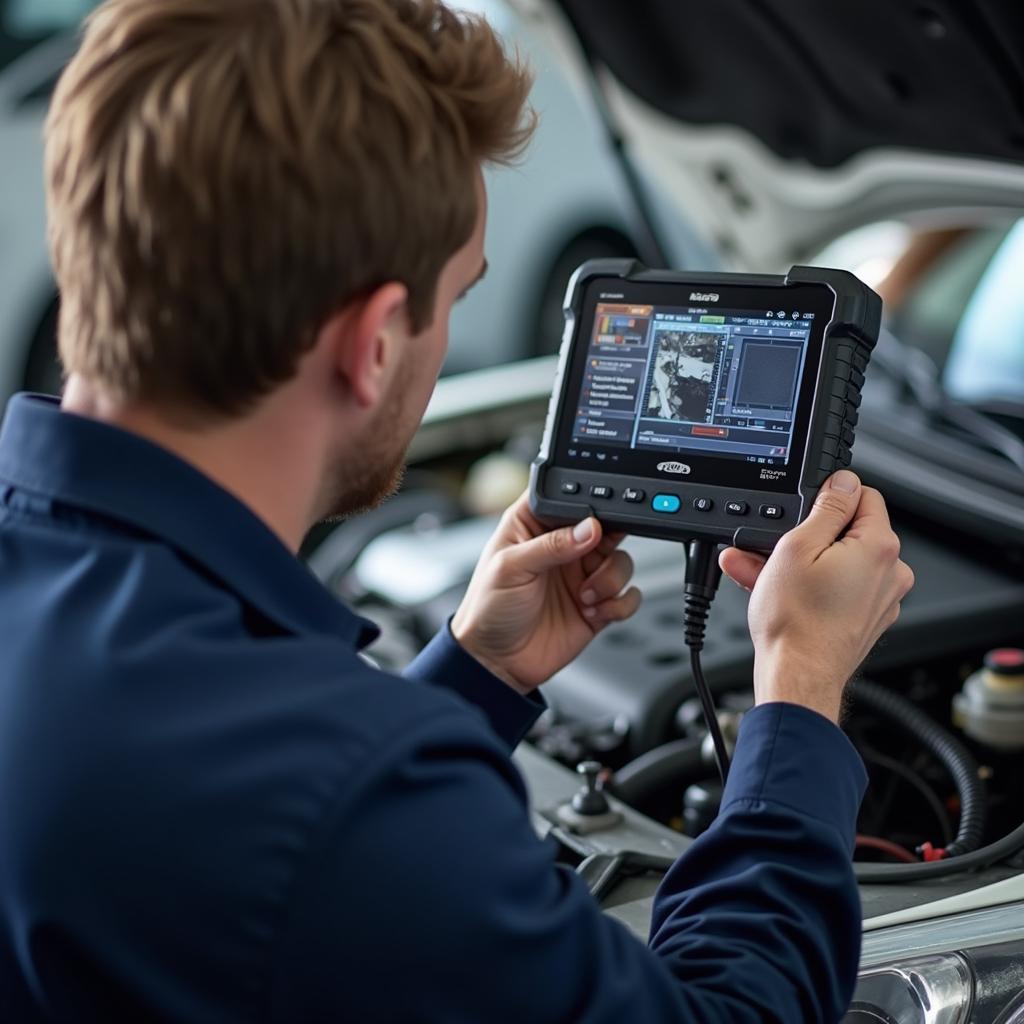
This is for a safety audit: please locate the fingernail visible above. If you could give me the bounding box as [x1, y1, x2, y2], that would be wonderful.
[573, 519, 594, 543]
[582, 606, 597, 619]
[581, 588, 597, 606]
[830, 470, 859, 494]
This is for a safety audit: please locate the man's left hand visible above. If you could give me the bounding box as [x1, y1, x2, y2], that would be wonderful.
[451, 493, 641, 694]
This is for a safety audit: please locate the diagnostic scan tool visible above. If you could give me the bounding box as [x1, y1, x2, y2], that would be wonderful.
[530, 260, 882, 552]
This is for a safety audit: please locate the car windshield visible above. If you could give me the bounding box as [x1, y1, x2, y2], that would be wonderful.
[943, 219, 1024, 406]
[0, 0, 94, 72]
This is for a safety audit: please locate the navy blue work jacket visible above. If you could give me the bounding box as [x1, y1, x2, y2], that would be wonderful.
[0, 394, 867, 1022]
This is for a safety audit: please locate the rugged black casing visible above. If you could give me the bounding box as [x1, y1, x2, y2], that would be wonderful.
[529, 259, 881, 551]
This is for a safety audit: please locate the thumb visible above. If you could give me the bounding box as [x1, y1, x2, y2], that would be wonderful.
[719, 547, 767, 592]
[791, 470, 862, 552]
[500, 517, 602, 578]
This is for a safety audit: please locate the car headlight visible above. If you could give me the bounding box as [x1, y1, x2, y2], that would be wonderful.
[845, 900, 1024, 1024]
[845, 953, 972, 1023]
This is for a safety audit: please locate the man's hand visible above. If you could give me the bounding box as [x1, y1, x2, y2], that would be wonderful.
[720, 470, 914, 723]
[451, 493, 641, 694]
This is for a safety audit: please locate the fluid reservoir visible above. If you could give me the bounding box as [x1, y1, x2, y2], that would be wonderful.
[952, 648, 1024, 751]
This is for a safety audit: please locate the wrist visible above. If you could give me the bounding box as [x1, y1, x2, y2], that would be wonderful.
[449, 614, 532, 696]
[753, 649, 846, 724]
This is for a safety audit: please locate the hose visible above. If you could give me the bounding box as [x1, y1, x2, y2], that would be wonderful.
[611, 736, 708, 806]
[851, 679, 987, 880]
[855, 819, 1024, 883]
[609, 679, 1017, 884]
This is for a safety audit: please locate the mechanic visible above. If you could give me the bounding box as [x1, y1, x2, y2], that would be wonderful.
[0, 1, 914, 1021]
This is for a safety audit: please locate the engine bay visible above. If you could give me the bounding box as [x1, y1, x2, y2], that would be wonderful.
[308, 395, 1024, 920]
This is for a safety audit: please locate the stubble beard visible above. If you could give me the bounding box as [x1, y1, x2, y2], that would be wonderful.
[318, 369, 415, 524]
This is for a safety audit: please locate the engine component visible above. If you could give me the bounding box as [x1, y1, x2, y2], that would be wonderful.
[353, 515, 498, 607]
[462, 451, 531, 516]
[530, 525, 1024, 757]
[572, 760, 611, 816]
[683, 781, 722, 837]
[612, 735, 708, 805]
[953, 648, 1024, 752]
[851, 679, 986, 860]
[556, 761, 623, 834]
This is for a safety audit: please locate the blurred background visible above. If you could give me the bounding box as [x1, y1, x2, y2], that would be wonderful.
[2, 0, 1023, 406]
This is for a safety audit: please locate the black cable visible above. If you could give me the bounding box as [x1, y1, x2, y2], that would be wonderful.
[850, 679, 986, 860]
[683, 540, 729, 785]
[690, 650, 728, 785]
[855, 819, 1024, 883]
[860, 747, 954, 846]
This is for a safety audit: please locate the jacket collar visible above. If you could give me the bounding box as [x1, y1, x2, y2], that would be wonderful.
[0, 394, 379, 648]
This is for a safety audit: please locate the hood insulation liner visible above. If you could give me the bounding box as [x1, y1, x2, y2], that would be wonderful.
[555, 0, 1024, 168]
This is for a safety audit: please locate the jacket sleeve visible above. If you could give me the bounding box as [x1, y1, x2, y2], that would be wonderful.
[268, 700, 866, 1023]
[403, 621, 544, 750]
[648, 702, 868, 1023]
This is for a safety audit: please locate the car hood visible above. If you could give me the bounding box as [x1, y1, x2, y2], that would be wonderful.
[517, 0, 1024, 269]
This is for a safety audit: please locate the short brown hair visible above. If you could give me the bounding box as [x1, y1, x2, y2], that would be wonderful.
[46, 0, 533, 415]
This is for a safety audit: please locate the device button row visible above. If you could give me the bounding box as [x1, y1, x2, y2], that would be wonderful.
[561, 486, 776, 518]
[652, 494, 681, 514]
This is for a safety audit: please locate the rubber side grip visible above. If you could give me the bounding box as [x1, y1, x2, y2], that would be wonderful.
[807, 332, 874, 488]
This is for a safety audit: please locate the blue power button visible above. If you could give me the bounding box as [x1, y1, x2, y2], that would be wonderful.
[652, 494, 681, 514]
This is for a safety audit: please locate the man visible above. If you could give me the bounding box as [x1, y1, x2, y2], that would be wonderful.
[0, 0, 914, 1020]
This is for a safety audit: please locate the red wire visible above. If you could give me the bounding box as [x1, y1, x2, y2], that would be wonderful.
[855, 834, 920, 864]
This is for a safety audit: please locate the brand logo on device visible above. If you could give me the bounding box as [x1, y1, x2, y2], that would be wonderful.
[657, 461, 692, 475]
[689, 292, 719, 303]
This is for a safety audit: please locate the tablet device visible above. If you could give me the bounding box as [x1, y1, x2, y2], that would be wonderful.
[529, 260, 881, 550]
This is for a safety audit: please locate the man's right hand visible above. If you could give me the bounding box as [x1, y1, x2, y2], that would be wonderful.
[720, 470, 914, 724]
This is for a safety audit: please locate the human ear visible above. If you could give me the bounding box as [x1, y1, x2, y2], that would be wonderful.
[322, 282, 409, 409]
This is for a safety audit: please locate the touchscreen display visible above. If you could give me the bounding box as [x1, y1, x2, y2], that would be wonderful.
[570, 301, 815, 467]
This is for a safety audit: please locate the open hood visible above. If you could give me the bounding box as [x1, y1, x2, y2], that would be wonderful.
[516, 0, 1024, 269]
[553, 0, 1024, 169]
